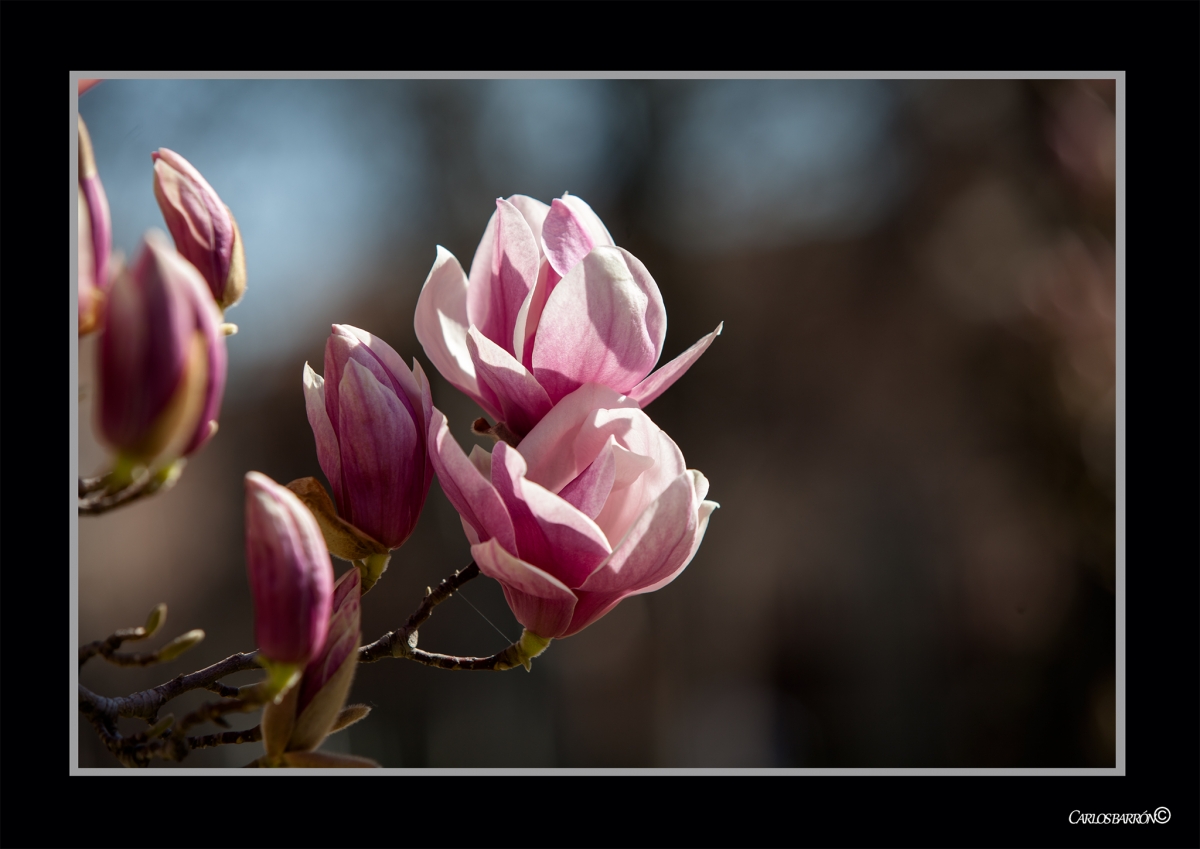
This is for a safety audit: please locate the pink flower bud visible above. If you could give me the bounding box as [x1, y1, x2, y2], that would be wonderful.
[428, 383, 718, 640]
[415, 194, 722, 439]
[152, 148, 246, 310]
[97, 231, 227, 466]
[303, 325, 433, 550]
[245, 471, 335, 666]
[289, 567, 362, 751]
[78, 118, 111, 335]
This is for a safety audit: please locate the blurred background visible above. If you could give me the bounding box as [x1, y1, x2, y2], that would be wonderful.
[77, 78, 1117, 768]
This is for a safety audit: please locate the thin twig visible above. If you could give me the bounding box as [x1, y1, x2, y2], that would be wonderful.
[80, 650, 262, 723]
[79, 474, 109, 497]
[78, 477, 157, 516]
[358, 561, 479, 663]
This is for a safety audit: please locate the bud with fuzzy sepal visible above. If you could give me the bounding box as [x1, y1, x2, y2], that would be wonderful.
[152, 148, 246, 310]
[303, 325, 433, 590]
[256, 567, 379, 767]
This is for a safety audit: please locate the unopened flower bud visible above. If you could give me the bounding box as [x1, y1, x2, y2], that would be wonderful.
[303, 326, 433, 557]
[78, 118, 112, 335]
[97, 231, 228, 470]
[152, 148, 246, 310]
[245, 472, 335, 667]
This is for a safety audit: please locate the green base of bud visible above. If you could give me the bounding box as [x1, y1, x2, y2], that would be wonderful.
[358, 552, 391, 594]
[496, 630, 552, 671]
[254, 657, 302, 705]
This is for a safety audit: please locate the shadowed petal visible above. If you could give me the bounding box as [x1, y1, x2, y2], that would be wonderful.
[556, 437, 617, 521]
[507, 195, 551, 250]
[303, 364, 343, 508]
[491, 443, 611, 588]
[580, 472, 696, 594]
[467, 199, 540, 354]
[516, 383, 638, 493]
[337, 359, 421, 548]
[427, 411, 516, 552]
[466, 326, 553, 438]
[471, 538, 578, 639]
[542, 197, 598, 279]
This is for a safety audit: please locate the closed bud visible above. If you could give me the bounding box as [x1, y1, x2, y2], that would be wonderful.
[78, 118, 112, 335]
[152, 148, 246, 310]
[97, 231, 228, 470]
[303, 326, 433, 553]
[245, 472, 334, 666]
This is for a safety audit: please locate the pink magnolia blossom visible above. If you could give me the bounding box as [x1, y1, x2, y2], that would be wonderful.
[415, 194, 722, 438]
[97, 231, 227, 466]
[303, 325, 434, 551]
[244, 472, 335, 666]
[428, 383, 718, 640]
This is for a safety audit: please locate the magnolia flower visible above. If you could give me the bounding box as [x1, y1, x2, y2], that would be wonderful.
[415, 194, 722, 439]
[97, 231, 227, 470]
[255, 567, 378, 768]
[78, 117, 111, 335]
[244, 472, 334, 666]
[152, 148, 247, 310]
[303, 326, 433, 588]
[429, 383, 718, 641]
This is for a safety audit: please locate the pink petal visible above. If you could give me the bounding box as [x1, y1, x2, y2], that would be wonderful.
[512, 260, 556, 370]
[568, 407, 686, 544]
[414, 247, 495, 416]
[337, 359, 423, 548]
[334, 325, 424, 425]
[531, 247, 667, 404]
[559, 194, 615, 248]
[427, 411, 516, 552]
[516, 383, 639, 494]
[628, 322, 723, 407]
[471, 538, 578, 639]
[560, 475, 717, 639]
[637, 493, 719, 594]
[579, 472, 697, 594]
[467, 199, 540, 355]
[506, 195, 551, 251]
[466, 326, 553, 438]
[542, 197, 598, 279]
[558, 590, 627, 639]
[556, 437, 616, 521]
[490, 443, 612, 588]
[303, 363, 343, 508]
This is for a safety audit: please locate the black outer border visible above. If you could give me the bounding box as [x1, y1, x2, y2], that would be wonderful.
[25, 1, 1196, 847]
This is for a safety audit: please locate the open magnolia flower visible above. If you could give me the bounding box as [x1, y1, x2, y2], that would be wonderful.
[429, 383, 718, 641]
[415, 193, 722, 439]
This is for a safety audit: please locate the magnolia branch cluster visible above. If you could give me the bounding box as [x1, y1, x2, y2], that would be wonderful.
[76, 560, 537, 767]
